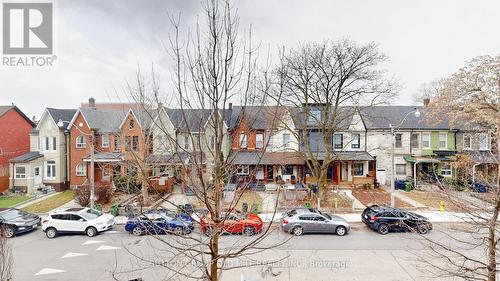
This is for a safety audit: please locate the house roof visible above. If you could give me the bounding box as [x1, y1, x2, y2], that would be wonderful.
[360, 106, 452, 130]
[461, 151, 499, 164]
[79, 108, 129, 132]
[291, 106, 359, 130]
[146, 152, 206, 165]
[46, 108, 77, 130]
[166, 108, 213, 133]
[229, 151, 305, 165]
[0, 105, 36, 127]
[83, 152, 123, 162]
[235, 106, 292, 131]
[9, 151, 43, 163]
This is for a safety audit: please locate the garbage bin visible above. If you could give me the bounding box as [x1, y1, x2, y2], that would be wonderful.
[251, 203, 259, 214]
[110, 205, 119, 216]
[304, 202, 311, 208]
[395, 180, 405, 190]
[404, 181, 413, 192]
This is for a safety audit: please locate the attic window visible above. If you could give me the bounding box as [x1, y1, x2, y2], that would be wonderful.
[129, 119, 135, 129]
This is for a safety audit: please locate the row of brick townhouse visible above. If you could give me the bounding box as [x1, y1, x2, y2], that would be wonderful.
[6, 99, 498, 194]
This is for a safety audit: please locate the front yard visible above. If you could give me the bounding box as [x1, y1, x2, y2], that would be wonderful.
[405, 190, 478, 212]
[0, 195, 32, 208]
[22, 190, 74, 213]
[352, 187, 411, 208]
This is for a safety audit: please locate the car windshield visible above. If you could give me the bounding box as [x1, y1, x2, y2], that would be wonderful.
[80, 209, 102, 220]
[322, 213, 332, 220]
[285, 210, 297, 217]
[0, 209, 29, 220]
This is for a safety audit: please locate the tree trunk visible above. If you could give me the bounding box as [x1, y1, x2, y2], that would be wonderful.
[488, 202, 499, 281]
[210, 235, 219, 281]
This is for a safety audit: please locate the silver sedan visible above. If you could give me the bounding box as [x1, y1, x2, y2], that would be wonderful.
[280, 208, 350, 236]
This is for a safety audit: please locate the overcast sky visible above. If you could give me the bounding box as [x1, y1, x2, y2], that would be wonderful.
[2, 0, 500, 118]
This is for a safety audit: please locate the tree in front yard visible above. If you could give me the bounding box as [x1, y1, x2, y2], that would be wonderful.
[420, 55, 500, 281]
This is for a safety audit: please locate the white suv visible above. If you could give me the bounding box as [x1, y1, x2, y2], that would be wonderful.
[42, 207, 114, 238]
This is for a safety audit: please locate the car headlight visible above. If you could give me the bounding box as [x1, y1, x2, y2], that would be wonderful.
[96, 221, 104, 225]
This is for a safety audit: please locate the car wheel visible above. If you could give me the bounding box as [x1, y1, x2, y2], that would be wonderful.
[173, 226, 184, 235]
[46, 227, 57, 239]
[3, 226, 15, 238]
[378, 224, 389, 235]
[243, 226, 255, 236]
[86, 227, 97, 237]
[417, 224, 429, 234]
[335, 226, 347, 236]
[292, 226, 303, 236]
[132, 227, 143, 236]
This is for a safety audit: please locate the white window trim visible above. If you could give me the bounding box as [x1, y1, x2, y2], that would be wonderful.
[256, 133, 264, 149]
[441, 163, 452, 177]
[463, 134, 472, 150]
[101, 134, 110, 148]
[14, 165, 27, 179]
[76, 135, 86, 149]
[439, 133, 448, 149]
[479, 133, 489, 151]
[351, 133, 361, 149]
[353, 162, 364, 177]
[283, 133, 291, 148]
[410, 133, 420, 149]
[52, 137, 57, 151]
[422, 133, 431, 149]
[76, 163, 86, 176]
[44, 161, 56, 180]
[237, 165, 249, 175]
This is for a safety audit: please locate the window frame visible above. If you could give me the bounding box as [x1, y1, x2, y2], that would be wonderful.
[45, 160, 56, 180]
[479, 133, 489, 151]
[132, 136, 139, 151]
[239, 132, 247, 148]
[395, 164, 406, 176]
[440, 163, 452, 177]
[351, 133, 360, 149]
[256, 133, 264, 149]
[14, 165, 26, 179]
[422, 133, 431, 149]
[333, 133, 343, 149]
[76, 163, 86, 176]
[236, 165, 249, 175]
[439, 133, 448, 149]
[282, 133, 291, 148]
[76, 135, 86, 149]
[114, 135, 121, 152]
[101, 134, 110, 148]
[410, 133, 419, 149]
[353, 162, 364, 176]
[395, 133, 403, 148]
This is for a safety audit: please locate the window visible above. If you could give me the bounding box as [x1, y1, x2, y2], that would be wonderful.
[422, 133, 430, 148]
[353, 162, 364, 176]
[351, 134, 360, 149]
[479, 133, 489, 150]
[184, 135, 189, 150]
[132, 136, 139, 151]
[396, 164, 406, 175]
[267, 135, 273, 149]
[15, 166, 26, 179]
[239, 132, 247, 148]
[307, 110, 322, 125]
[441, 163, 452, 177]
[129, 119, 135, 129]
[333, 134, 343, 149]
[395, 133, 402, 148]
[125, 136, 131, 151]
[45, 137, 49, 150]
[463, 135, 471, 150]
[283, 133, 291, 148]
[76, 135, 86, 148]
[410, 133, 419, 149]
[76, 164, 86, 176]
[114, 135, 121, 151]
[439, 133, 447, 148]
[45, 161, 56, 179]
[52, 137, 57, 151]
[101, 134, 109, 148]
[34, 167, 40, 176]
[256, 133, 264, 149]
[237, 165, 249, 175]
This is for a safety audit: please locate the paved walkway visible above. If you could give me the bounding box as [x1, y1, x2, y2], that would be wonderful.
[342, 190, 365, 210]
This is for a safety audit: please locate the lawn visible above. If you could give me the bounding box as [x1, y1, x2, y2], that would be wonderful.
[322, 192, 353, 211]
[0, 195, 32, 208]
[404, 191, 464, 212]
[352, 188, 411, 208]
[22, 190, 75, 213]
[229, 190, 263, 213]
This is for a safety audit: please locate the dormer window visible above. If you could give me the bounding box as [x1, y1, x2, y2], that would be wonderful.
[307, 110, 321, 125]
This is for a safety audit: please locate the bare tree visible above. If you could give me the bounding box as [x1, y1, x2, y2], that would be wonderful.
[419, 55, 500, 281]
[267, 40, 397, 202]
[0, 229, 14, 281]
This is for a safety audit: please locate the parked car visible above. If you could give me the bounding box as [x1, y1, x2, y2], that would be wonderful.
[0, 208, 41, 238]
[200, 212, 263, 236]
[280, 208, 350, 236]
[361, 205, 432, 235]
[42, 207, 114, 238]
[145, 209, 193, 223]
[125, 212, 194, 236]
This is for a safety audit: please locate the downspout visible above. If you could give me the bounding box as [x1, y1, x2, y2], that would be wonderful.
[65, 131, 70, 186]
[414, 161, 419, 189]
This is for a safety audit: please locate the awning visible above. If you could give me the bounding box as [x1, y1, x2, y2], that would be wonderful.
[10, 151, 43, 163]
[404, 156, 445, 163]
[461, 151, 499, 164]
[229, 151, 305, 165]
[83, 152, 123, 163]
[334, 151, 374, 161]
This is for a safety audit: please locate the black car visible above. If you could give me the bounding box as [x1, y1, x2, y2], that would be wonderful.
[361, 205, 432, 235]
[0, 208, 41, 238]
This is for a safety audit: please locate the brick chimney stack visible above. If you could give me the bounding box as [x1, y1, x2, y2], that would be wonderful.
[89, 97, 96, 109]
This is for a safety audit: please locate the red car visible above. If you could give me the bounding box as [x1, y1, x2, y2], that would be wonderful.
[200, 212, 263, 236]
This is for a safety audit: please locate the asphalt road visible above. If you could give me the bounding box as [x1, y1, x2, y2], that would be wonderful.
[9, 223, 477, 281]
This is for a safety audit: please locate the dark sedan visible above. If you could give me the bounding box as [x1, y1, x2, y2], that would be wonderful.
[0, 208, 41, 238]
[362, 205, 432, 235]
[125, 212, 194, 236]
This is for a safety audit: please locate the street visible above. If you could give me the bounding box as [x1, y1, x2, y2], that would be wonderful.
[9, 223, 473, 281]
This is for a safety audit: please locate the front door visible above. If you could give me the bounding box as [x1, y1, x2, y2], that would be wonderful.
[376, 169, 386, 185]
[34, 166, 42, 185]
[341, 162, 348, 182]
[255, 166, 264, 180]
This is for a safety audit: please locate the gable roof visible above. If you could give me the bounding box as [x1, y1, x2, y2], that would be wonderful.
[234, 106, 294, 131]
[360, 106, 452, 130]
[0, 105, 36, 127]
[166, 108, 213, 133]
[291, 105, 359, 130]
[78, 108, 129, 132]
[46, 108, 77, 130]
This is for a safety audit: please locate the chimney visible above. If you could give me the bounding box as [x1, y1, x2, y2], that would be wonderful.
[88, 97, 96, 109]
[228, 102, 233, 110]
[423, 97, 430, 107]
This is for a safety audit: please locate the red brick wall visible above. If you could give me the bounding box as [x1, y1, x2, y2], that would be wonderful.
[69, 112, 92, 186]
[0, 108, 34, 192]
[231, 119, 257, 150]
